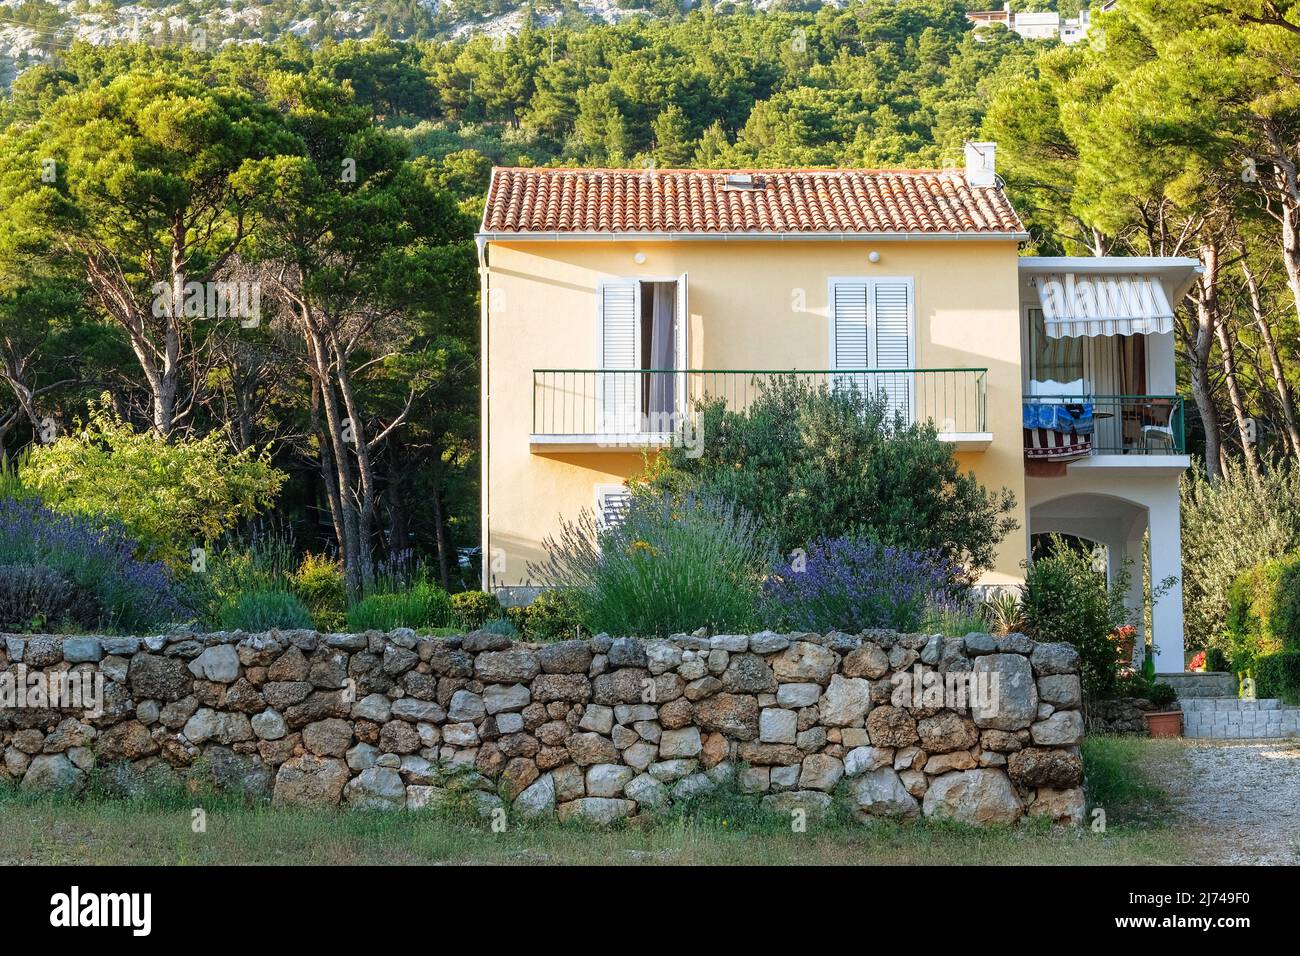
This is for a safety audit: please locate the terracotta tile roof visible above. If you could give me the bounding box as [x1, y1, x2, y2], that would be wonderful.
[480, 167, 1026, 237]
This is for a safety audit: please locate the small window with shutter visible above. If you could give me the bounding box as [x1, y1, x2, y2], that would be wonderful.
[830, 277, 914, 423]
[595, 484, 632, 529]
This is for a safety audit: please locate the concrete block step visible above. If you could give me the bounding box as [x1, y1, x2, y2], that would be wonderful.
[1180, 698, 1300, 739]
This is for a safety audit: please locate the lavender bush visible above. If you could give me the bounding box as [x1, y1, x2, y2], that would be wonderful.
[762, 536, 962, 633]
[0, 497, 187, 631]
[532, 492, 774, 638]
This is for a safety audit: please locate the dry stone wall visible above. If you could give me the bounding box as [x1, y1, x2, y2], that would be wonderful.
[0, 628, 1086, 826]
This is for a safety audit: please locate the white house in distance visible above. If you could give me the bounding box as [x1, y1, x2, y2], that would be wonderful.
[967, 2, 1117, 45]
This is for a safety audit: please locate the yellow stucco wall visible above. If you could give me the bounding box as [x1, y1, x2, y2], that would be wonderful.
[484, 239, 1028, 591]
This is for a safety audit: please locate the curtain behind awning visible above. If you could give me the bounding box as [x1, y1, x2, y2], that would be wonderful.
[1035, 273, 1174, 338]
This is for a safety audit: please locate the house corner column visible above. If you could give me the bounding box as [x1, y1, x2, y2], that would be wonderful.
[1119, 532, 1147, 669]
[1147, 484, 1185, 673]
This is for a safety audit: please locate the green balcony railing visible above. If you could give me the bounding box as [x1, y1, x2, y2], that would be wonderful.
[1022, 394, 1185, 455]
[532, 368, 988, 438]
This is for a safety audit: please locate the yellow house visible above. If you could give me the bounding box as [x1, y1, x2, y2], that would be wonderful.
[478, 145, 1200, 671]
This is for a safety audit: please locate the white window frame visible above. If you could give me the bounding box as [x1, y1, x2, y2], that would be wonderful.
[595, 275, 689, 436]
[827, 276, 916, 421]
[594, 483, 632, 530]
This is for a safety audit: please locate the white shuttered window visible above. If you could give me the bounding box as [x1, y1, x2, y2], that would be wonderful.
[598, 281, 640, 433]
[830, 278, 914, 423]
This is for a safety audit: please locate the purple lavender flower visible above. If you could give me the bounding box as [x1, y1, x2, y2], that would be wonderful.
[763, 535, 961, 633]
[0, 497, 187, 630]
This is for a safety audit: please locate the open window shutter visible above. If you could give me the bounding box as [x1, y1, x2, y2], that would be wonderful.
[599, 282, 640, 433]
[872, 282, 913, 424]
[674, 273, 689, 418]
[832, 282, 869, 395]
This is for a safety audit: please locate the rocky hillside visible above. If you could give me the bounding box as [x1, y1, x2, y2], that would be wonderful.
[0, 0, 807, 67]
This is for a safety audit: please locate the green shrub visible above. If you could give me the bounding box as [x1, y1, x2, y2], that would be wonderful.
[1147, 682, 1178, 709]
[0, 563, 99, 632]
[1021, 536, 1130, 699]
[292, 553, 346, 631]
[505, 605, 528, 632]
[20, 401, 285, 568]
[347, 581, 453, 631]
[1223, 552, 1300, 675]
[1255, 651, 1300, 704]
[531, 492, 773, 638]
[218, 588, 313, 631]
[522, 589, 586, 639]
[981, 589, 1026, 635]
[481, 617, 518, 637]
[640, 374, 1018, 575]
[451, 589, 503, 630]
[182, 532, 297, 629]
[1182, 460, 1300, 656]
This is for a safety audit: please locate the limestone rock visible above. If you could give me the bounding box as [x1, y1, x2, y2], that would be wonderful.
[760, 707, 798, 744]
[692, 693, 759, 740]
[817, 674, 872, 726]
[585, 762, 634, 797]
[1029, 787, 1086, 826]
[842, 642, 889, 680]
[1006, 747, 1084, 789]
[659, 727, 703, 759]
[537, 640, 592, 674]
[922, 769, 1023, 825]
[1030, 642, 1080, 677]
[798, 753, 844, 792]
[772, 642, 837, 684]
[302, 718, 353, 757]
[1030, 710, 1084, 747]
[721, 654, 776, 694]
[474, 649, 541, 684]
[20, 754, 85, 794]
[557, 797, 635, 825]
[850, 767, 920, 820]
[187, 645, 241, 683]
[844, 746, 894, 776]
[971, 653, 1038, 731]
[1037, 674, 1081, 708]
[917, 712, 979, 753]
[625, 772, 669, 808]
[128, 653, 191, 701]
[345, 767, 406, 810]
[866, 705, 919, 748]
[273, 754, 350, 806]
[566, 732, 618, 766]
[761, 789, 833, 820]
[514, 772, 557, 818]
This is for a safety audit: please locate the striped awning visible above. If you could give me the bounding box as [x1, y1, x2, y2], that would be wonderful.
[1035, 273, 1175, 338]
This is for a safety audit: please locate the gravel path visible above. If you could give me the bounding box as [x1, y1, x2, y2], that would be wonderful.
[1156, 739, 1300, 864]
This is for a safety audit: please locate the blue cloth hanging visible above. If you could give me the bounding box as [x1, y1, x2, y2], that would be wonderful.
[1023, 401, 1094, 436]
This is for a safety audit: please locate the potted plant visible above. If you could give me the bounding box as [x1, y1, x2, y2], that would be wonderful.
[1142, 682, 1182, 737]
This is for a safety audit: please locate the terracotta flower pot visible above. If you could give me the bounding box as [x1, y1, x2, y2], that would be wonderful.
[1144, 710, 1182, 738]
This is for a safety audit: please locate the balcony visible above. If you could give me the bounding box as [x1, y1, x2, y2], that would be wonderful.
[1022, 395, 1185, 462]
[530, 368, 990, 452]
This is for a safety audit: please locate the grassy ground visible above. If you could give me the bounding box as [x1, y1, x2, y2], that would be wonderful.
[0, 735, 1192, 866]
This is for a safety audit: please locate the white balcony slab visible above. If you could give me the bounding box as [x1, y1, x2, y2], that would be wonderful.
[938, 431, 993, 451]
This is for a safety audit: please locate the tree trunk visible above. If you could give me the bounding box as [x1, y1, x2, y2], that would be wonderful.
[1241, 254, 1300, 460]
[304, 320, 364, 597]
[1215, 315, 1261, 478]
[430, 479, 453, 591]
[1187, 241, 1224, 480]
